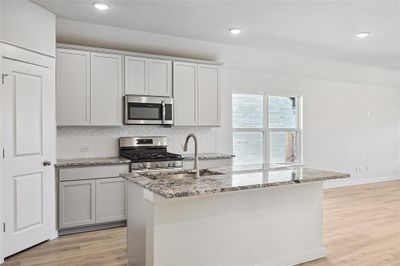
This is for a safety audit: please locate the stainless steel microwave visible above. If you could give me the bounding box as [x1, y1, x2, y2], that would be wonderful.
[124, 96, 173, 125]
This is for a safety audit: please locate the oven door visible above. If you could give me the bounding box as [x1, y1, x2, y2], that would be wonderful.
[124, 96, 173, 125]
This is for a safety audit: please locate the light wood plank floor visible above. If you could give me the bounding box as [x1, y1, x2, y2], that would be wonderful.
[3, 180, 399, 266]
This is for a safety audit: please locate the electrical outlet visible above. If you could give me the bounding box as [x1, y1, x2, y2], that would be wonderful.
[79, 145, 89, 153]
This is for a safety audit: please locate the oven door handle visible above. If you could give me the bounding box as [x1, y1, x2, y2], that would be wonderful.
[161, 100, 166, 124]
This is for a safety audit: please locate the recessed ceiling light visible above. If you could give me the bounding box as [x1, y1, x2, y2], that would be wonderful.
[356, 32, 371, 38]
[229, 28, 242, 35]
[93, 2, 109, 10]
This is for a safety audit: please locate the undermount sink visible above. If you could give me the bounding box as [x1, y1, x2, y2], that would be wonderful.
[144, 169, 224, 180]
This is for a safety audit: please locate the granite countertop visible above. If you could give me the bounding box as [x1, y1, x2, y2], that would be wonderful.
[55, 157, 131, 168]
[120, 164, 350, 199]
[181, 153, 235, 161]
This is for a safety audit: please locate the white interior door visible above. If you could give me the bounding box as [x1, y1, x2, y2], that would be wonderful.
[2, 58, 54, 257]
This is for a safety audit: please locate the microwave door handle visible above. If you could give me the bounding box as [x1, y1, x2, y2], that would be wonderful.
[161, 101, 166, 124]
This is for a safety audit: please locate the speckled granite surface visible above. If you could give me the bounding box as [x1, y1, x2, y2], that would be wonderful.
[55, 157, 131, 168]
[121, 164, 350, 199]
[181, 153, 235, 161]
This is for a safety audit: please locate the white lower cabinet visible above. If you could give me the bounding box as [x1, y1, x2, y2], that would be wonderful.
[95, 178, 127, 223]
[59, 180, 96, 229]
[58, 165, 129, 231]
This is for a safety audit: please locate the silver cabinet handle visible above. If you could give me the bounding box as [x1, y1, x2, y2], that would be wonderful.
[43, 160, 52, 166]
[161, 100, 166, 124]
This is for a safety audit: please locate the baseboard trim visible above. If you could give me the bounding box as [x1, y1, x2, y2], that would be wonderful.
[58, 221, 126, 236]
[324, 175, 399, 189]
[49, 230, 58, 240]
[258, 247, 326, 266]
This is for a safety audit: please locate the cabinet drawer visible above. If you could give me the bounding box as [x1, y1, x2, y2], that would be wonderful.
[59, 164, 130, 181]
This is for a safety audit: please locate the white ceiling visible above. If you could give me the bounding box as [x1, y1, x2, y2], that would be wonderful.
[32, 0, 400, 70]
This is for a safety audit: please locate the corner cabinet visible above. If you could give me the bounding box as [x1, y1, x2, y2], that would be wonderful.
[125, 56, 172, 97]
[56, 48, 123, 126]
[173, 62, 220, 127]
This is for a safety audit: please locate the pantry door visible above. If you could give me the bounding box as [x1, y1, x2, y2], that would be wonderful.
[2, 58, 55, 257]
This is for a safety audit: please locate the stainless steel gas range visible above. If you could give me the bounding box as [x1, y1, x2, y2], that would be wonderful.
[119, 136, 183, 171]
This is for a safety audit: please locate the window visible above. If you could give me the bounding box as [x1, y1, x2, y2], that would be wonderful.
[232, 93, 302, 165]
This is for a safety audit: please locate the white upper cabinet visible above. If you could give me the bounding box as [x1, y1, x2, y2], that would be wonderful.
[56, 49, 90, 125]
[198, 64, 220, 126]
[91, 52, 123, 126]
[56, 49, 123, 126]
[173, 62, 220, 127]
[125, 56, 147, 95]
[148, 59, 172, 97]
[173, 62, 198, 126]
[125, 56, 172, 97]
[56, 45, 220, 127]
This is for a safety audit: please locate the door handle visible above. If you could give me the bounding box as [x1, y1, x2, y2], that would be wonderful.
[43, 160, 52, 166]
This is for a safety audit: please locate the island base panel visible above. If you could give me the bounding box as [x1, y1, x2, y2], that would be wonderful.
[128, 181, 325, 266]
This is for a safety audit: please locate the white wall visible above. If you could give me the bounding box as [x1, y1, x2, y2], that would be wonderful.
[55, 19, 400, 185]
[56, 19, 399, 88]
[1, 0, 56, 56]
[217, 69, 400, 183]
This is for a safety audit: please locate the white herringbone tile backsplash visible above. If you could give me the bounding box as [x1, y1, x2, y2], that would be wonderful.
[57, 126, 217, 159]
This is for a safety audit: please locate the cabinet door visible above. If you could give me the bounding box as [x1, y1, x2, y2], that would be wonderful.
[125, 56, 148, 95]
[148, 59, 172, 97]
[59, 180, 95, 229]
[91, 52, 123, 126]
[56, 49, 90, 125]
[198, 64, 220, 126]
[95, 178, 127, 223]
[173, 62, 197, 126]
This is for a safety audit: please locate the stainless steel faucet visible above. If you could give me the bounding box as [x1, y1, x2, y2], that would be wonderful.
[183, 133, 199, 178]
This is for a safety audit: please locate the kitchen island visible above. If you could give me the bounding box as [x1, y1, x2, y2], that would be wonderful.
[121, 164, 349, 266]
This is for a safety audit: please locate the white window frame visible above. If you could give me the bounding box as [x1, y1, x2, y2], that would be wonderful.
[232, 92, 303, 165]
[266, 93, 303, 164]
